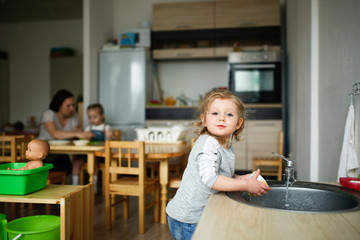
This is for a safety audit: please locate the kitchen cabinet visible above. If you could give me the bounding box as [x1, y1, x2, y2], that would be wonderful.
[152, 47, 214, 59]
[152, 2, 214, 31]
[233, 120, 282, 170]
[215, 0, 280, 29]
[151, 1, 281, 60]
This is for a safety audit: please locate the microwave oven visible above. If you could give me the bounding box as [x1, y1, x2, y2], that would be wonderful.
[228, 51, 281, 103]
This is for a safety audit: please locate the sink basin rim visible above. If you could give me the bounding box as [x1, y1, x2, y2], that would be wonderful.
[226, 181, 360, 214]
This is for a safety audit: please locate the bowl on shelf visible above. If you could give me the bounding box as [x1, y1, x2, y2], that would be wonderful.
[73, 140, 89, 146]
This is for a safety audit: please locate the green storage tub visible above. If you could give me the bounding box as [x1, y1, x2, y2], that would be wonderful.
[6, 215, 60, 240]
[0, 163, 53, 195]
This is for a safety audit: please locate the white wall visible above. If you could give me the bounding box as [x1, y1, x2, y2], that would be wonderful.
[0, 20, 82, 125]
[318, 1, 360, 181]
[83, 0, 113, 127]
[287, 0, 360, 181]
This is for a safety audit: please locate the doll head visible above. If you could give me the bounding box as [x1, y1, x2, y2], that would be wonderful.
[26, 139, 50, 161]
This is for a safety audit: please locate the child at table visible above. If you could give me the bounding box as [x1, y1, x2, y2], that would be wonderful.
[72, 103, 112, 193]
[166, 89, 271, 240]
[10, 139, 50, 170]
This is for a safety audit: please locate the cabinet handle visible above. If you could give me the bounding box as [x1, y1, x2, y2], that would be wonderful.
[174, 52, 192, 57]
[237, 22, 257, 26]
[174, 24, 192, 29]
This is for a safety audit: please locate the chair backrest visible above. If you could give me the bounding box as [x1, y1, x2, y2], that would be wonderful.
[16, 135, 34, 161]
[0, 135, 17, 163]
[112, 129, 122, 141]
[0, 135, 33, 163]
[105, 140, 146, 188]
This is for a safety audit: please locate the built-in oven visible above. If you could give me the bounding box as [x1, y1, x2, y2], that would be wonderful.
[228, 51, 281, 103]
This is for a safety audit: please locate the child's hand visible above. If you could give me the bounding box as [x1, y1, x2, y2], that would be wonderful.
[77, 131, 93, 140]
[105, 129, 112, 140]
[246, 169, 270, 196]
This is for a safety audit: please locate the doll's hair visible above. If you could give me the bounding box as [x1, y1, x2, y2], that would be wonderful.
[87, 103, 105, 122]
[31, 139, 50, 158]
[194, 88, 246, 142]
[49, 89, 74, 112]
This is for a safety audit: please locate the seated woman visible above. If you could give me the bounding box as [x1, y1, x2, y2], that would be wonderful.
[38, 89, 93, 175]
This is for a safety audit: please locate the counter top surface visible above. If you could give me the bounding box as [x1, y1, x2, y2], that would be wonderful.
[192, 184, 360, 240]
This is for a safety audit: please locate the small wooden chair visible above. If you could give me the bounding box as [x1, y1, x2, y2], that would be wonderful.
[80, 129, 122, 194]
[104, 140, 159, 234]
[252, 131, 284, 180]
[0, 135, 25, 163]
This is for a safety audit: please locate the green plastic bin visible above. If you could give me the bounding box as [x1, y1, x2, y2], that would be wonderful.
[5, 215, 60, 240]
[0, 163, 53, 195]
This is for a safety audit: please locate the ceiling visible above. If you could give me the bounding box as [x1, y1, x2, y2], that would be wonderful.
[0, 0, 82, 24]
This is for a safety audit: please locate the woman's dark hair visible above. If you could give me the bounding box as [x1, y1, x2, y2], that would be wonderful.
[49, 89, 74, 112]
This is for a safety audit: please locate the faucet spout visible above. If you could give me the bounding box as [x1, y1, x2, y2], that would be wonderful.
[272, 152, 296, 185]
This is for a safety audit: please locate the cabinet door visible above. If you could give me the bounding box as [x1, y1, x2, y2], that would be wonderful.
[247, 120, 282, 169]
[152, 2, 214, 31]
[215, 0, 280, 29]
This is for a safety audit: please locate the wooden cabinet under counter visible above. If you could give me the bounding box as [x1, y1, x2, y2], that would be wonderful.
[215, 0, 280, 29]
[152, 1, 214, 31]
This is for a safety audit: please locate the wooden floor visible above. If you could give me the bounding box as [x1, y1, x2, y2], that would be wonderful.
[0, 190, 174, 240]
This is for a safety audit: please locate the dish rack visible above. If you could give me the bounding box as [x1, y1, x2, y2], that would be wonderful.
[135, 126, 188, 143]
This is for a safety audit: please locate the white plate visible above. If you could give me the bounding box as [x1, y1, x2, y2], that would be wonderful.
[48, 140, 71, 146]
[73, 140, 90, 146]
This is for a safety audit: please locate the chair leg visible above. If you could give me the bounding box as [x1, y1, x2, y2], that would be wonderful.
[138, 193, 145, 234]
[11, 203, 16, 219]
[105, 191, 111, 230]
[111, 194, 116, 222]
[80, 163, 86, 185]
[154, 184, 160, 223]
[123, 196, 129, 220]
[45, 204, 51, 214]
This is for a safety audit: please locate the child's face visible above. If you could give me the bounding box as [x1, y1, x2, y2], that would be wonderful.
[87, 109, 104, 126]
[201, 98, 243, 140]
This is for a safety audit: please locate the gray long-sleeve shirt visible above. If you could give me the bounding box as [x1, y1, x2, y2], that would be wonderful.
[166, 134, 235, 223]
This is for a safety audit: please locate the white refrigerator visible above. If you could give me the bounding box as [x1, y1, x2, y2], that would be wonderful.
[98, 48, 150, 140]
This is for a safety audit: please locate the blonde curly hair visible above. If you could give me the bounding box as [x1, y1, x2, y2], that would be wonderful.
[193, 89, 246, 145]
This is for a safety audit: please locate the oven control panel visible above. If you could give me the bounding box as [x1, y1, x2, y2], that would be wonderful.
[228, 51, 281, 63]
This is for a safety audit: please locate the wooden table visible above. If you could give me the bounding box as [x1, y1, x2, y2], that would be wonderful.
[0, 184, 93, 240]
[49, 144, 105, 184]
[95, 142, 191, 224]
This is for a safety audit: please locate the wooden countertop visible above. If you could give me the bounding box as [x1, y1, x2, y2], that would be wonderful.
[192, 185, 360, 239]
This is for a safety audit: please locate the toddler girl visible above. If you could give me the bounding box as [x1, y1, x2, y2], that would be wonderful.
[72, 103, 112, 192]
[166, 89, 270, 240]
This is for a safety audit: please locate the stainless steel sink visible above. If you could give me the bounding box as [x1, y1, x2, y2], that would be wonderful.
[226, 181, 360, 213]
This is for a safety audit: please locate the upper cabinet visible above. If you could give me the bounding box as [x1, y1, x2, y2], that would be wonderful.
[215, 0, 280, 29]
[152, 2, 214, 31]
[151, 0, 281, 60]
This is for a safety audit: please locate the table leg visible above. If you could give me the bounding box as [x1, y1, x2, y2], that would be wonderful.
[159, 159, 169, 224]
[60, 197, 70, 240]
[87, 153, 95, 184]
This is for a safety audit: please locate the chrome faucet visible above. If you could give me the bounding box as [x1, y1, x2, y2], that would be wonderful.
[272, 152, 296, 185]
